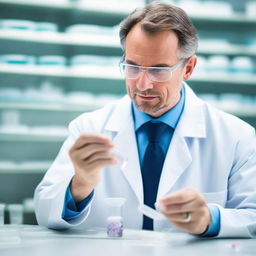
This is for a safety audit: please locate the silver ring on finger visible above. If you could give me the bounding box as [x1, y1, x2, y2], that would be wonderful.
[183, 212, 191, 223]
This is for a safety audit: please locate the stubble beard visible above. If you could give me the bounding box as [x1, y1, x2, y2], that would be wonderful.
[128, 87, 169, 116]
[134, 96, 170, 116]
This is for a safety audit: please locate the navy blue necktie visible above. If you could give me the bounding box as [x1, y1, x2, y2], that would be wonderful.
[141, 121, 169, 230]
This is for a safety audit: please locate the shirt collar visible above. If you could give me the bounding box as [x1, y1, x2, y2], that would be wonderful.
[132, 85, 185, 131]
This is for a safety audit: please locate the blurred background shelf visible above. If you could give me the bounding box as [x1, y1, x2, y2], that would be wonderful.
[0, 132, 67, 142]
[1, 30, 256, 57]
[1, 0, 256, 23]
[0, 63, 121, 79]
[0, 0, 132, 15]
[0, 101, 96, 112]
[191, 74, 256, 86]
[191, 14, 256, 24]
[1, 63, 256, 85]
[0, 30, 120, 48]
[198, 45, 256, 57]
[226, 107, 256, 117]
[0, 162, 50, 174]
[0, 0, 77, 10]
[0, 30, 256, 57]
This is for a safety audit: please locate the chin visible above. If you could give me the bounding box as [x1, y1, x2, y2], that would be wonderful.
[135, 102, 161, 116]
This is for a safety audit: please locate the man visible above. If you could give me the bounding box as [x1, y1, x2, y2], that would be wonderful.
[34, 2, 256, 237]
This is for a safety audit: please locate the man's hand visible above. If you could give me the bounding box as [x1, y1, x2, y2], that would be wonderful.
[157, 188, 211, 234]
[69, 133, 117, 203]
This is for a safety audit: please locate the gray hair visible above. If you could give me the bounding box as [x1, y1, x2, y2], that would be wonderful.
[119, 1, 198, 59]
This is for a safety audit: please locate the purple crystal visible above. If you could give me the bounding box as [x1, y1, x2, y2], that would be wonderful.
[107, 216, 123, 237]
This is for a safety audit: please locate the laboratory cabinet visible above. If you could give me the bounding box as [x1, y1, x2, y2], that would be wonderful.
[0, 0, 256, 224]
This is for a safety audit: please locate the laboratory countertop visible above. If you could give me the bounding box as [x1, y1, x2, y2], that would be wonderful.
[0, 225, 255, 256]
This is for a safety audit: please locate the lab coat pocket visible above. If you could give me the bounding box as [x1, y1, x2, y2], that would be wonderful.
[203, 190, 227, 207]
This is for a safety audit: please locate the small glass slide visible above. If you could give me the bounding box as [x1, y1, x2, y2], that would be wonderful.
[138, 204, 165, 220]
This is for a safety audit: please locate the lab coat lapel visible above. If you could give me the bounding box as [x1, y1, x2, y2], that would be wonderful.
[157, 132, 192, 199]
[104, 96, 143, 204]
[157, 84, 207, 199]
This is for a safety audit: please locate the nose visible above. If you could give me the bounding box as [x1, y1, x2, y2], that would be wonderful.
[136, 70, 154, 91]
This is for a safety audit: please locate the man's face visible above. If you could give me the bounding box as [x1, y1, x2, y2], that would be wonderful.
[124, 24, 195, 117]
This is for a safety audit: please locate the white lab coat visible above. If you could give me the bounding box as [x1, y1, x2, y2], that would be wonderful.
[34, 83, 256, 237]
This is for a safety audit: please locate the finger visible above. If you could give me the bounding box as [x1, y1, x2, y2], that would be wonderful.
[165, 205, 211, 234]
[86, 158, 117, 171]
[71, 143, 114, 161]
[159, 188, 199, 206]
[75, 153, 117, 177]
[71, 133, 113, 150]
[163, 199, 203, 214]
[165, 212, 192, 223]
[170, 212, 208, 234]
[85, 151, 116, 165]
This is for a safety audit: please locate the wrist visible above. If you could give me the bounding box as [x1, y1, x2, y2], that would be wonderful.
[198, 205, 220, 237]
[70, 176, 94, 203]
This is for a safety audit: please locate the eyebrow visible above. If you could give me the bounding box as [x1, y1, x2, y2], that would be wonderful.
[125, 59, 170, 68]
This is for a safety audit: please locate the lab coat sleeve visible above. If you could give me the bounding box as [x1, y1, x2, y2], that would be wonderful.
[217, 126, 256, 237]
[34, 115, 94, 229]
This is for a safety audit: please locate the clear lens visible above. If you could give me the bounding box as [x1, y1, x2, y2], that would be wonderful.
[119, 61, 181, 82]
[147, 67, 172, 82]
[126, 65, 140, 78]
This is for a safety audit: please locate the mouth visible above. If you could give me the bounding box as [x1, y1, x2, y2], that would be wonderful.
[137, 94, 158, 101]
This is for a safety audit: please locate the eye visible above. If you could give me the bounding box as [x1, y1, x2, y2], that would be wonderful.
[127, 65, 139, 74]
[150, 68, 166, 76]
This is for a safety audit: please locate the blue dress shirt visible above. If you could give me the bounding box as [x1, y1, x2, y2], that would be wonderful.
[62, 85, 220, 236]
[62, 185, 94, 221]
[133, 86, 185, 165]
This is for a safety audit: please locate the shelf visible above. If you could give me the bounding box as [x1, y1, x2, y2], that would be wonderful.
[0, 161, 50, 174]
[0, 0, 130, 16]
[0, 0, 73, 10]
[190, 13, 256, 25]
[225, 107, 256, 117]
[0, 131, 67, 142]
[1, 0, 256, 24]
[0, 96, 255, 116]
[198, 45, 256, 57]
[210, 106, 256, 117]
[0, 0, 256, 26]
[191, 73, 256, 86]
[0, 100, 255, 121]
[0, 101, 98, 112]
[0, 63, 121, 79]
[0, 30, 120, 49]
[1, 30, 256, 57]
[0, 63, 256, 85]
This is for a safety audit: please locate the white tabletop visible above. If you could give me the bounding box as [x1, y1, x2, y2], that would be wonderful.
[0, 225, 255, 256]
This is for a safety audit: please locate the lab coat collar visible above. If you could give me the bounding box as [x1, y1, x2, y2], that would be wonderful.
[177, 82, 206, 138]
[105, 82, 206, 138]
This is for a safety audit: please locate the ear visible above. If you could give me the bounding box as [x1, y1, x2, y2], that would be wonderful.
[183, 55, 197, 81]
